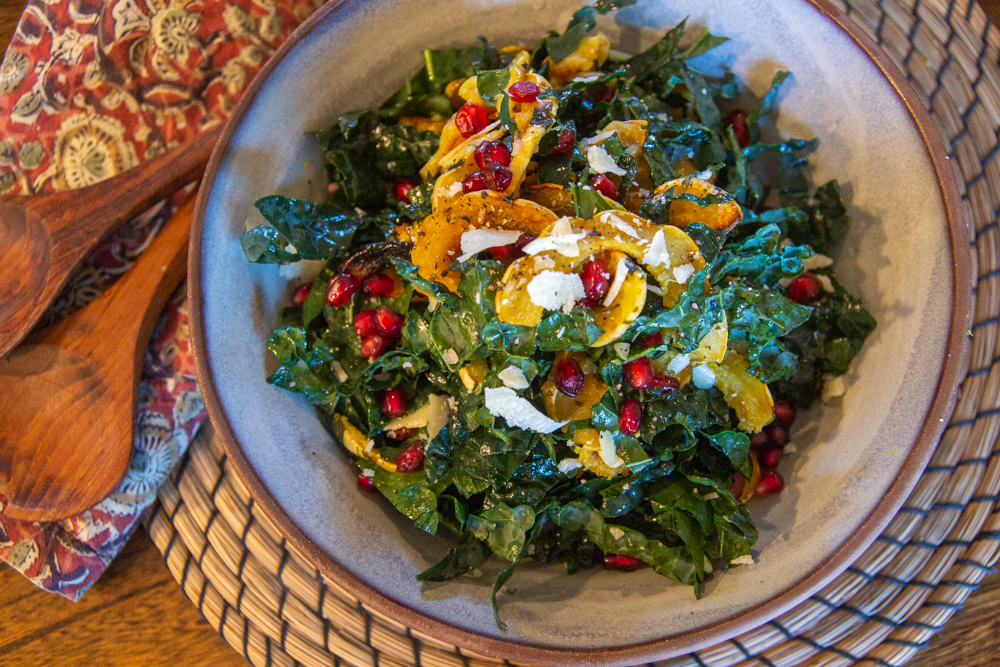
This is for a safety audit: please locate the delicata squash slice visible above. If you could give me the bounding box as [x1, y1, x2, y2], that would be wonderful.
[411, 191, 557, 291]
[648, 176, 743, 233]
[541, 351, 608, 423]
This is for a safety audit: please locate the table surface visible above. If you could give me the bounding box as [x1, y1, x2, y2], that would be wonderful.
[3, 3, 1000, 667]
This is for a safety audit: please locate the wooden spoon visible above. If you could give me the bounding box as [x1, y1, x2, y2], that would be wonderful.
[0, 124, 221, 360]
[0, 194, 196, 522]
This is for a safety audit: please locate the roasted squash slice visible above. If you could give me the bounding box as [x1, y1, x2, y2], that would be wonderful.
[570, 428, 627, 478]
[709, 351, 774, 433]
[649, 176, 743, 232]
[333, 415, 397, 472]
[411, 192, 557, 291]
[541, 352, 609, 423]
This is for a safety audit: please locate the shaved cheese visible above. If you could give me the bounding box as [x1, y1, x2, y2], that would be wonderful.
[802, 253, 834, 270]
[498, 365, 530, 390]
[729, 554, 754, 566]
[608, 526, 626, 540]
[527, 270, 585, 313]
[673, 263, 696, 285]
[382, 394, 452, 441]
[456, 228, 523, 263]
[580, 130, 615, 148]
[484, 387, 568, 433]
[330, 360, 349, 383]
[442, 348, 460, 365]
[613, 342, 630, 360]
[692, 364, 716, 389]
[278, 258, 325, 281]
[586, 145, 627, 176]
[816, 274, 835, 293]
[695, 169, 714, 180]
[600, 210, 639, 238]
[558, 458, 583, 474]
[533, 255, 556, 271]
[647, 283, 663, 296]
[667, 353, 690, 374]
[598, 431, 625, 468]
[603, 256, 630, 307]
[522, 217, 585, 258]
[642, 229, 671, 268]
[702, 492, 720, 500]
[573, 72, 603, 82]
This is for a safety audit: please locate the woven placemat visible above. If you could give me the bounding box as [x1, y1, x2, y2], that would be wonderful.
[145, 0, 1000, 665]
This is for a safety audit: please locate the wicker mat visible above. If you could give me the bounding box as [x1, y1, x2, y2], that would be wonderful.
[145, 0, 1000, 664]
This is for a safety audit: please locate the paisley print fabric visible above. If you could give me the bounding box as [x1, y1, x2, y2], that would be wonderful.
[0, 0, 321, 601]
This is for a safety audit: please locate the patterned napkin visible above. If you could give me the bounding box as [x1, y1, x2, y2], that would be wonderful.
[0, 0, 321, 601]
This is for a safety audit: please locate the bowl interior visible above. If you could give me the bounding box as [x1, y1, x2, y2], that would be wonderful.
[195, 0, 958, 658]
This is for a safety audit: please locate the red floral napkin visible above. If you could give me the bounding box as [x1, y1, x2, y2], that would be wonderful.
[0, 0, 321, 601]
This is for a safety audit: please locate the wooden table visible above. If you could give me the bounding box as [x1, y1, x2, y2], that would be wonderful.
[1, 3, 999, 667]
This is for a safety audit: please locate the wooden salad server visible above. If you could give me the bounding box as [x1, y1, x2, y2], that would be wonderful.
[0, 195, 196, 522]
[0, 124, 221, 360]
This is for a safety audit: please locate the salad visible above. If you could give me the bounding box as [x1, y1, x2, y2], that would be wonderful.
[240, 0, 876, 627]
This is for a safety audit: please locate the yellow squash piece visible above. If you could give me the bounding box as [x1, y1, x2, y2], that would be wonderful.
[571, 429, 627, 478]
[690, 311, 728, 364]
[411, 191, 557, 291]
[431, 156, 477, 211]
[549, 33, 611, 87]
[650, 176, 743, 233]
[740, 450, 762, 503]
[709, 351, 775, 433]
[332, 415, 397, 472]
[541, 352, 609, 422]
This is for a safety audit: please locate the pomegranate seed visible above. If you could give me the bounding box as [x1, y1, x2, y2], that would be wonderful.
[787, 273, 822, 303]
[361, 334, 388, 358]
[550, 127, 576, 154]
[387, 427, 417, 441]
[623, 357, 654, 390]
[773, 400, 796, 428]
[491, 233, 534, 260]
[638, 332, 663, 349]
[508, 80, 540, 103]
[395, 441, 425, 473]
[394, 180, 417, 203]
[731, 473, 747, 499]
[581, 258, 610, 302]
[375, 307, 404, 338]
[651, 376, 680, 390]
[555, 358, 585, 397]
[594, 85, 615, 103]
[485, 163, 513, 192]
[619, 399, 642, 436]
[462, 170, 488, 193]
[750, 431, 771, 450]
[590, 174, 621, 202]
[725, 109, 750, 147]
[362, 272, 394, 297]
[381, 388, 408, 418]
[455, 102, 488, 138]
[292, 284, 312, 308]
[755, 471, 785, 497]
[474, 140, 511, 169]
[326, 274, 360, 307]
[357, 470, 377, 492]
[603, 553, 643, 571]
[765, 424, 788, 447]
[760, 447, 783, 470]
[354, 309, 379, 338]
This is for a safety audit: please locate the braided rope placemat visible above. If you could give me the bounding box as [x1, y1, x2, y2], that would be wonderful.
[145, 0, 1000, 664]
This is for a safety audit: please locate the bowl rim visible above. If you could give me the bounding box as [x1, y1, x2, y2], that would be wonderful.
[188, 1, 973, 664]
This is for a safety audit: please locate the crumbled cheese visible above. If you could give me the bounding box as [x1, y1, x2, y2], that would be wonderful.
[821, 374, 846, 401]
[598, 430, 625, 468]
[695, 169, 714, 180]
[533, 255, 556, 271]
[442, 348, 460, 365]
[522, 217, 585, 257]
[580, 130, 616, 148]
[498, 365, 530, 390]
[428, 296, 439, 313]
[558, 458, 584, 474]
[608, 526, 626, 540]
[603, 256, 631, 307]
[445, 180, 464, 197]
[382, 394, 453, 441]
[642, 230, 672, 268]
[402, 362, 412, 370]
[330, 360, 349, 383]
[667, 353, 690, 374]
[278, 258, 325, 281]
[484, 387, 568, 433]
[702, 492, 720, 500]
[600, 210, 639, 238]
[456, 228, 523, 262]
[527, 270, 585, 313]
[692, 364, 716, 389]
[816, 274, 835, 293]
[785, 443, 798, 454]
[729, 554, 754, 566]
[802, 253, 834, 270]
[673, 263, 696, 285]
[586, 145, 627, 176]
[613, 342, 631, 360]
[284, 243, 298, 255]
[573, 72, 603, 82]
[362, 468, 375, 478]
[647, 284, 664, 296]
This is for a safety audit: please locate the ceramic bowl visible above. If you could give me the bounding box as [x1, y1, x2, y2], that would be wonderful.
[189, 1, 971, 664]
